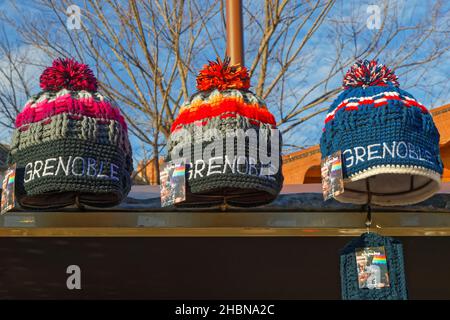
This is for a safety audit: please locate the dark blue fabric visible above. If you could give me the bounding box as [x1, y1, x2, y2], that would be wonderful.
[340, 232, 408, 300]
[320, 85, 443, 178]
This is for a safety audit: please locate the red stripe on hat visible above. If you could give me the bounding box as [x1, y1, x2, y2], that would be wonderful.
[170, 98, 276, 132]
[358, 99, 374, 104]
[374, 101, 388, 107]
[324, 94, 428, 126]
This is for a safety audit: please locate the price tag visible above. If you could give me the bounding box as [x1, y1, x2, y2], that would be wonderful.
[321, 151, 344, 201]
[160, 161, 186, 207]
[355, 246, 390, 289]
[1, 164, 17, 214]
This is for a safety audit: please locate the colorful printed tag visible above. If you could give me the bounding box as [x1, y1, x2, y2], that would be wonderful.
[160, 160, 186, 207]
[356, 246, 390, 289]
[1, 164, 17, 214]
[321, 150, 344, 200]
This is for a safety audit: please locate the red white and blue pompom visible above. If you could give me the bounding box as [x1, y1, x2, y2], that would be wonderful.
[343, 60, 399, 89]
[40, 58, 98, 92]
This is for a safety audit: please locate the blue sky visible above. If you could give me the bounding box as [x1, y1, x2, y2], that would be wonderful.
[0, 0, 449, 158]
[275, 0, 450, 149]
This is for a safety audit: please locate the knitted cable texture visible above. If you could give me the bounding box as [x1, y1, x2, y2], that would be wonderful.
[340, 232, 408, 300]
[166, 58, 283, 207]
[8, 58, 133, 209]
[11, 114, 129, 153]
[320, 60, 442, 206]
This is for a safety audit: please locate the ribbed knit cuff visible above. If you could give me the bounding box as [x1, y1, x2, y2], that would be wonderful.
[9, 138, 132, 208]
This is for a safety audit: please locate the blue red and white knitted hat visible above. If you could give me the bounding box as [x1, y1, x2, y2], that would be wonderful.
[8, 58, 133, 209]
[320, 60, 443, 206]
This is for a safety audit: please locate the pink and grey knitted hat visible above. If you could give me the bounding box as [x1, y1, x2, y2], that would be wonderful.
[8, 58, 133, 209]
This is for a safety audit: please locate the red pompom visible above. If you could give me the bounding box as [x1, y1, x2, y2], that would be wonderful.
[40, 58, 98, 92]
[343, 60, 399, 89]
[196, 57, 250, 91]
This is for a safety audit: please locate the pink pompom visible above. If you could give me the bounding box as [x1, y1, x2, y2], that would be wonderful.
[40, 58, 98, 92]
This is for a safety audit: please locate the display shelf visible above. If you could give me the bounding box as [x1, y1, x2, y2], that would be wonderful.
[1, 210, 450, 237]
[2, 185, 450, 237]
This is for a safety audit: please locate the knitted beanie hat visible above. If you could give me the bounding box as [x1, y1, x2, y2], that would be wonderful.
[8, 58, 133, 209]
[320, 60, 442, 206]
[340, 232, 408, 300]
[167, 57, 283, 207]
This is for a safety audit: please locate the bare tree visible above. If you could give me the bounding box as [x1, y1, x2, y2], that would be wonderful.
[1, 0, 448, 165]
[2, 0, 223, 182]
[238, 0, 449, 145]
[0, 30, 37, 142]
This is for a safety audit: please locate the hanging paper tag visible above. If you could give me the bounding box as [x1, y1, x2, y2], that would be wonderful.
[321, 150, 344, 200]
[355, 246, 390, 289]
[160, 160, 186, 207]
[1, 164, 17, 214]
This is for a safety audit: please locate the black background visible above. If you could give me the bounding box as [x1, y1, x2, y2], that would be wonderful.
[0, 237, 449, 299]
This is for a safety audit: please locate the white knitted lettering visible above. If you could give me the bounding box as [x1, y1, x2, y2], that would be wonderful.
[24, 157, 120, 183]
[56, 156, 71, 176]
[24, 162, 33, 183]
[186, 156, 274, 179]
[343, 141, 434, 167]
[71, 156, 85, 176]
[32, 160, 43, 180]
[43, 158, 57, 176]
[367, 144, 382, 160]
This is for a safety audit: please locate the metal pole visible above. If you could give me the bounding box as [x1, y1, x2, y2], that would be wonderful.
[226, 0, 244, 66]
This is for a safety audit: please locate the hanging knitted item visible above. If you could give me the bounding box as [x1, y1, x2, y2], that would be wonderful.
[8, 58, 133, 209]
[320, 60, 443, 206]
[166, 57, 283, 207]
[340, 232, 408, 300]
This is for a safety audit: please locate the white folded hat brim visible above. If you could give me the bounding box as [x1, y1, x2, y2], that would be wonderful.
[336, 165, 441, 206]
